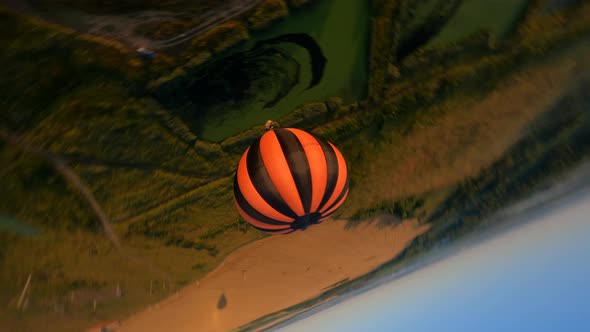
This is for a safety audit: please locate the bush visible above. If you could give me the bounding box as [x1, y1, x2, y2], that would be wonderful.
[134, 18, 193, 40]
[194, 140, 222, 157]
[191, 20, 249, 54]
[220, 126, 265, 153]
[325, 96, 343, 113]
[287, 0, 318, 8]
[247, 0, 289, 31]
[351, 196, 425, 220]
[281, 102, 328, 128]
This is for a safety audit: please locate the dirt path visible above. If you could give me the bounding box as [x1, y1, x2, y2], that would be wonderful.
[0, 0, 264, 49]
[115, 218, 430, 332]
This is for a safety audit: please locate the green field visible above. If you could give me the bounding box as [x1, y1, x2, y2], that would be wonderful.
[427, 0, 530, 47]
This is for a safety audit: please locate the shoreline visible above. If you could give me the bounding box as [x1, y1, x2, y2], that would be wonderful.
[267, 159, 590, 331]
[115, 217, 430, 332]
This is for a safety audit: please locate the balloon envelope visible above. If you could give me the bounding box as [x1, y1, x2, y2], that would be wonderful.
[233, 128, 349, 234]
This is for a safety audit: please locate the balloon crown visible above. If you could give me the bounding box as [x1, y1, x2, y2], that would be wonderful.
[290, 212, 322, 231]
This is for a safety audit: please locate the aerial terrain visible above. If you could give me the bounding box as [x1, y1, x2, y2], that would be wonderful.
[0, 0, 589, 331]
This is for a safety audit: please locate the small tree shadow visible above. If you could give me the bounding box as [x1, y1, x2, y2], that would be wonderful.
[217, 292, 227, 310]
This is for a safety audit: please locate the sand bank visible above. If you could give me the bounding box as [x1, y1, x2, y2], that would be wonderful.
[116, 218, 430, 332]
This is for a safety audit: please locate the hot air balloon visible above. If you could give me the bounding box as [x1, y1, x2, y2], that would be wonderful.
[233, 128, 349, 234]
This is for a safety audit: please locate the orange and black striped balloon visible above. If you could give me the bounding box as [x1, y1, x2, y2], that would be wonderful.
[233, 128, 349, 234]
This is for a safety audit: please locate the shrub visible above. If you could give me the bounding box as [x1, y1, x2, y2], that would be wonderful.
[191, 20, 249, 54]
[247, 0, 289, 31]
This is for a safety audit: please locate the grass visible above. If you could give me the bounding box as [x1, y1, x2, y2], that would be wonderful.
[246, 0, 289, 31]
[191, 20, 250, 54]
[30, 0, 248, 14]
[0, 5, 177, 130]
[426, 0, 530, 47]
[0, 7, 257, 331]
[339, 47, 587, 217]
[1, 1, 590, 331]
[134, 17, 196, 41]
[1, 231, 209, 332]
[411, 73, 590, 254]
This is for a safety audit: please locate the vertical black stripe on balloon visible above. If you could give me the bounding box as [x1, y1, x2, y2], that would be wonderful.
[275, 129, 312, 214]
[320, 207, 338, 220]
[321, 173, 350, 217]
[234, 176, 293, 226]
[312, 134, 339, 211]
[247, 137, 298, 219]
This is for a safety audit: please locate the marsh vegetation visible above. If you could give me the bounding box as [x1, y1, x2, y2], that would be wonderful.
[1, 0, 590, 330]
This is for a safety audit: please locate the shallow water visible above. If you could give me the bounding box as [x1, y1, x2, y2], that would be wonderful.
[199, 0, 370, 141]
[0, 215, 38, 236]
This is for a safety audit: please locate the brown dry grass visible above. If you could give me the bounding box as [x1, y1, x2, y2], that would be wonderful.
[341, 46, 589, 216]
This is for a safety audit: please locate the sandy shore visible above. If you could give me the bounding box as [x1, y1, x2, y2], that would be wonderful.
[115, 218, 430, 332]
